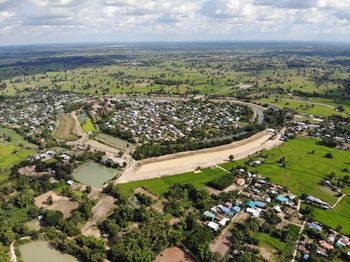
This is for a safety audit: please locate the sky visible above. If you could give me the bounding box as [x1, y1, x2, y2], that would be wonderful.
[1, 0, 350, 45]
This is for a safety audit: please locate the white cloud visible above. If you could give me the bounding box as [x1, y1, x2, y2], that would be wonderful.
[0, 0, 350, 45]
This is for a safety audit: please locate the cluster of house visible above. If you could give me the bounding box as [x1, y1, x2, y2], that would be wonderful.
[31, 150, 73, 162]
[308, 118, 350, 147]
[0, 91, 86, 138]
[203, 201, 241, 231]
[306, 195, 331, 210]
[299, 221, 350, 260]
[237, 169, 299, 219]
[95, 98, 252, 143]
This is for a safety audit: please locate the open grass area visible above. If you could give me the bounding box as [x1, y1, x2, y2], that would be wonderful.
[221, 137, 350, 205]
[82, 117, 95, 133]
[118, 167, 229, 196]
[94, 133, 136, 150]
[250, 137, 350, 205]
[0, 144, 36, 170]
[258, 98, 344, 117]
[256, 232, 286, 251]
[53, 114, 79, 141]
[0, 128, 37, 173]
[0, 128, 37, 148]
[307, 196, 350, 235]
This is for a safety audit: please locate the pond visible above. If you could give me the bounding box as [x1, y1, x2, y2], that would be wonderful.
[73, 161, 121, 188]
[19, 241, 78, 262]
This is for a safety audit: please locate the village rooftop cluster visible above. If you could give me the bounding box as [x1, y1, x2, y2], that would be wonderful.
[96, 98, 253, 143]
[0, 91, 86, 138]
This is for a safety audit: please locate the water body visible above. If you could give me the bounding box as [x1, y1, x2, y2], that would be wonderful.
[19, 241, 78, 262]
[73, 162, 120, 188]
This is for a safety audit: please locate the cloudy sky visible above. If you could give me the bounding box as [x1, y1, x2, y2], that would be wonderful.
[1, 0, 350, 45]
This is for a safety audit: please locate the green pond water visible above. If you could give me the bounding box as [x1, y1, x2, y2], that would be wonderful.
[19, 241, 78, 262]
[73, 162, 120, 187]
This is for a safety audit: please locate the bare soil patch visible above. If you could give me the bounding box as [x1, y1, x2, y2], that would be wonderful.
[81, 195, 116, 236]
[18, 165, 47, 177]
[34, 191, 79, 218]
[134, 187, 160, 201]
[154, 247, 194, 262]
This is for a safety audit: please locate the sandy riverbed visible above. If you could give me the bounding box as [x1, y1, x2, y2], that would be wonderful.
[117, 131, 282, 183]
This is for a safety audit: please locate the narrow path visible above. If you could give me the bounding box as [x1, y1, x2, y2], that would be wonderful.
[331, 193, 345, 209]
[291, 221, 306, 262]
[9, 241, 16, 262]
[9, 237, 31, 262]
[81, 195, 117, 237]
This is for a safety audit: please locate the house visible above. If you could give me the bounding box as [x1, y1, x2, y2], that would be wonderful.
[218, 205, 235, 216]
[273, 205, 282, 213]
[224, 202, 233, 208]
[319, 240, 334, 250]
[308, 222, 322, 231]
[250, 160, 262, 167]
[327, 234, 335, 243]
[232, 206, 241, 213]
[336, 237, 350, 248]
[254, 201, 266, 208]
[203, 211, 216, 221]
[246, 207, 261, 218]
[66, 180, 74, 186]
[207, 221, 220, 231]
[247, 201, 256, 208]
[276, 195, 289, 203]
[218, 217, 230, 226]
[60, 154, 71, 161]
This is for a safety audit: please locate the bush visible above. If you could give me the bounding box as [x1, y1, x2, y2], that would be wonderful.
[207, 173, 234, 190]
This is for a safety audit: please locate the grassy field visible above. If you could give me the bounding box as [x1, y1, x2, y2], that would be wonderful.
[256, 224, 299, 261]
[255, 137, 350, 204]
[258, 98, 344, 117]
[118, 167, 229, 196]
[82, 117, 95, 133]
[0, 144, 36, 170]
[94, 133, 136, 150]
[53, 114, 79, 141]
[0, 128, 36, 148]
[307, 196, 350, 235]
[222, 137, 350, 205]
[256, 232, 286, 251]
[0, 128, 37, 170]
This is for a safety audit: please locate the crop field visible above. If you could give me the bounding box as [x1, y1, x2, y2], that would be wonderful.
[0, 128, 37, 170]
[220, 137, 350, 205]
[254, 137, 350, 204]
[94, 133, 136, 150]
[0, 128, 37, 148]
[53, 114, 79, 141]
[258, 98, 344, 117]
[118, 167, 229, 196]
[0, 144, 36, 170]
[307, 196, 350, 235]
[82, 117, 95, 133]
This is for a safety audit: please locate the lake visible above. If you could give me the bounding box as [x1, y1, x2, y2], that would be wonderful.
[19, 241, 78, 262]
[73, 162, 121, 187]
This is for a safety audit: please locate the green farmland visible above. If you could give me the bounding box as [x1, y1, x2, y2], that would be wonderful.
[221, 137, 350, 205]
[82, 117, 95, 133]
[307, 196, 350, 235]
[253, 137, 350, 205]
[0, 128, 37, 170]
[258, 98, 345, 117]
[119, 167, 229, 196]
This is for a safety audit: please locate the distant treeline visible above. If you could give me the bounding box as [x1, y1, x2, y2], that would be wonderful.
[0, 54, 128, 80]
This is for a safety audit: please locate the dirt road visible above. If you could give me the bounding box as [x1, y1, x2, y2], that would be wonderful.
[117, 131, 283, 183]
[81, 195, 116, 237]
